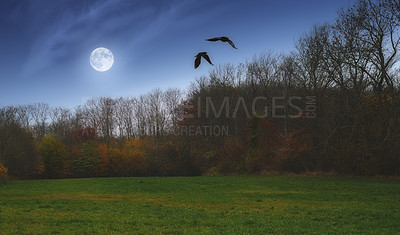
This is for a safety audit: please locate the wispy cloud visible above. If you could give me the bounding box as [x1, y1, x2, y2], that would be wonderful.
[17, 0, 195, 77]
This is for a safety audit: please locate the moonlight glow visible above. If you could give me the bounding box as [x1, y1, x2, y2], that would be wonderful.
[90, 47, 114, 72]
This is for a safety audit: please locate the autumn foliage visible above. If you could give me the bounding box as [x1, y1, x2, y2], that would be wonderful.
[0, 163, 7, 182]
[39, 134, 68, 178]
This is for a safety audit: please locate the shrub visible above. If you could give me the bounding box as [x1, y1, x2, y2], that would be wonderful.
[0, 163, 8, 182]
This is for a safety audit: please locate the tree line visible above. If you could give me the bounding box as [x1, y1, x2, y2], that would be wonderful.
[1, 0, 399, 179]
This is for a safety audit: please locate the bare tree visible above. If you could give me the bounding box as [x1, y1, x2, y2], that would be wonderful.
[31, 103, 50, 139]
[134, 95, 149, 137]
[295, 24, 333, 95]
[351, 0, 400, 92]
[115, 97, 136, 139]
[49, 107, 73, 141]
[147, 89, 167, 136]
[164, 88, 184, 128]
[98, 97, 116, 144]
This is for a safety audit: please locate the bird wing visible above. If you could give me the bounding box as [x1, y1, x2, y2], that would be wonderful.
[194, 55, 201, 68]
[202, 54, 213, 65]
[227, 39, 237, 49]
[206, 37, 222, 42]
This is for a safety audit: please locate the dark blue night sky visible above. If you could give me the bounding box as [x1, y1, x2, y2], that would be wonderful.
[0, 0, 353, 108]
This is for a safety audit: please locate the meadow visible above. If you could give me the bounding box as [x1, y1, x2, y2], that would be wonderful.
[0, 175, 399, 234]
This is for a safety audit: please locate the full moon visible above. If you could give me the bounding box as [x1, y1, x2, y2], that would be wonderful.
[90, 47, 114, 72]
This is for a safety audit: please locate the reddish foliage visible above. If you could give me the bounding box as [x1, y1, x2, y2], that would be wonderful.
[275, 130, 312, 172]
[71, 127, 97, 144]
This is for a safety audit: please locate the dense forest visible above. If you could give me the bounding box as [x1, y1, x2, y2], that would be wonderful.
[1, 0, 400, 179]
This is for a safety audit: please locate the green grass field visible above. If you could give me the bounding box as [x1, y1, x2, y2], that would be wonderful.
[0, 176, 399, 234]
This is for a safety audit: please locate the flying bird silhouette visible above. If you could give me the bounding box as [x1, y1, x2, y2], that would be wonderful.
[206, 36, 237, 49]
[194, 52, 213, 69]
